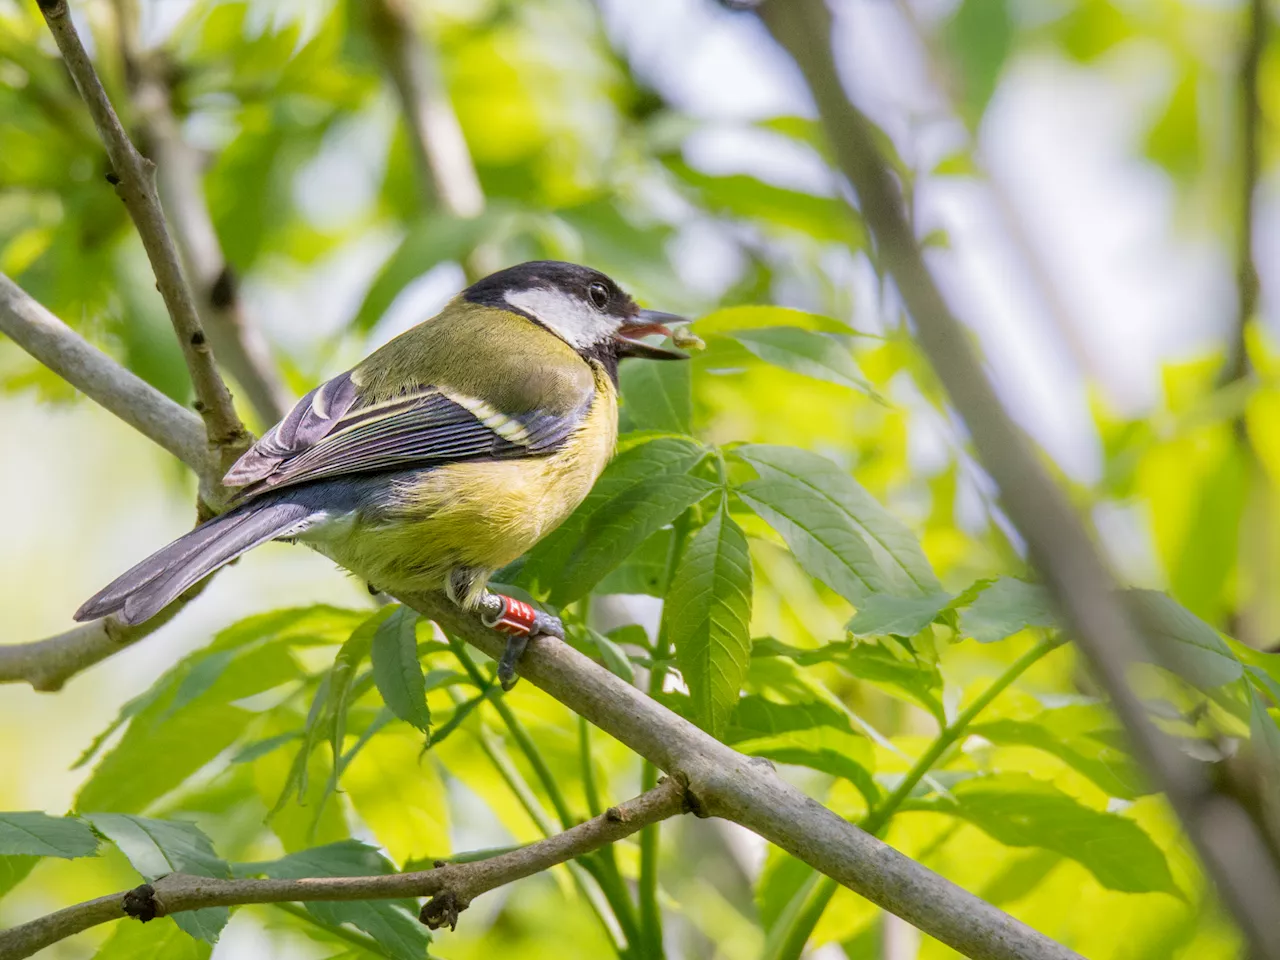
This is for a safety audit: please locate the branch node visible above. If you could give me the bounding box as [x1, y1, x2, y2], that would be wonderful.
[432, 859, 447, 869]
[209, 266, 237, 310]
[121, 883, 159, 923]
[104, 171, 120, 186]
[604, 806, 627, 823]
[36, 0, 66, 16]
[419, 890, 467, 931]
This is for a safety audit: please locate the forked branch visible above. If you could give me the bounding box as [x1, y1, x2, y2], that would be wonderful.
[34, 0, 249, 465]
[0, 779, 689, 960]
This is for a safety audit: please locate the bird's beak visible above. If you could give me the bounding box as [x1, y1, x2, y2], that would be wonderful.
[615, 309, 689, 360]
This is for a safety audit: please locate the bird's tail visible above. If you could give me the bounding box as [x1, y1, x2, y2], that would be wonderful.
[75, 498, 320, 626]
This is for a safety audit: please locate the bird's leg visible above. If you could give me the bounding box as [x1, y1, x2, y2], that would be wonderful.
[448, 568, 563, 690]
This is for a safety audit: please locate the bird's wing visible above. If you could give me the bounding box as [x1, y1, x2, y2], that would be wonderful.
[222, 369, 591, 494]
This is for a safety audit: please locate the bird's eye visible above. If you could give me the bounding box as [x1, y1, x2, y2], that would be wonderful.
[587, 282, 610, 310]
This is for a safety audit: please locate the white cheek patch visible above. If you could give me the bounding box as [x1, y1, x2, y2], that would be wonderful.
[505, 286, 616, 350]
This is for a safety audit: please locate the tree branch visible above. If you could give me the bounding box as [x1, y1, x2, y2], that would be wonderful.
[755, 1, 1280, 956]
[363, 0, 499, 280]
[1219, 0, 1265, 390]
[33, 0, 250, 465]
[0, 778, 688, 960]
[131, 66, 290, 426]
[365, 0, 484, 221]
[0, 578, 208, 692]
[0, 273, 208, 477]
[403, 593, 1082, 960]
[0, 263, 1083, 957]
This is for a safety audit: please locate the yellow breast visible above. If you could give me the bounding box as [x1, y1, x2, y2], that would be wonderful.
[331, 362, 618, 594]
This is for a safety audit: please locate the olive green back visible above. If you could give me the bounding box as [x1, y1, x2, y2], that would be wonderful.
[352, 299, 595, 415]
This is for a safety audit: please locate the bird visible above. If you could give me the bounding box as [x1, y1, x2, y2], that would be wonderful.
[76, 261, 689, 687]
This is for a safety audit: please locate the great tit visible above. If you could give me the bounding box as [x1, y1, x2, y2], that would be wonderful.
[76, 260, 688, 686]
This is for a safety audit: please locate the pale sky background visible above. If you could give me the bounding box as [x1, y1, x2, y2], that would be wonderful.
[1, 0, 1275, 955]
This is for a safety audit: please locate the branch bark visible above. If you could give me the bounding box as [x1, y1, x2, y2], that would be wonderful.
[6, 7, 1089, 954]
[756, 1, 1280, 957]
[0, 269, 1081, 958]
[404, 594, 1081, 960]
[0, 579, 208, 692]
[34, 0, 250, 466]
[131, 67, 290, 426]
[0, 778, 688, 960]
[364, 0, 499, 280]
[0, 273, 209, 477]
[365, 0, 484, 221]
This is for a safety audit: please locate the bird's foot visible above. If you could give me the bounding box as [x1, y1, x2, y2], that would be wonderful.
[480, 594, 563, 690]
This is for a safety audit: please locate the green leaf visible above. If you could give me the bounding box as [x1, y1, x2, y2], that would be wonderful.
[620, 357, 692, 433]
[585, 627, 636, 685]
[352, 211, 505, 332]
[0, 856, 38, 899]
[521, 436, 707, 599]
[727, 694, 878, 804]
[667, 159, 866, 246]
[943, 0, 1013, 123]
[246, 841, 430, 960]
[552, 472, 717, 605]
[735, 445, 939, 601]
[978, 850, 1062, 907]
[731, 327, 880, 399]
[837, 642, 945, 724]
[971, 713, 1148, 799]
[726, 695, 853, 742]
[847, 593, 954, 638]
[960, 578, 1057, 642]
[737, 478, 883, 604]
[330, 607, 397, 764]
[756, 849, 814, 932]
[593, 528, 673, 596]
[74, 607, 328, 772]
[694, 305, 853, 336]
[232, 732, 302, 765]
[904, 774, 1178, 895]
[1126, 589, 1242, 688]
[88, 814, 230, 942]
[371, 607, 431, 733]
[0, 812, 98, 858]
[667, 502, 753, 734]
[92, 917, 212, 960]
[77, 701, 258, 814]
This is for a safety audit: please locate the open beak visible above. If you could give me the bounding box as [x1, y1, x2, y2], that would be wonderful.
[614, 309, 689, 360]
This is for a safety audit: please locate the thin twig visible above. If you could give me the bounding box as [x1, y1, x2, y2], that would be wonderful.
[0, 273, 209, 478]
[33, 0, 250, 465]
[0, 266, 1081, 958]
[365, 0, 484, 220]
[405, 593, 1082, 960]
[131, 67, 290, 426]
[756, 1, 1280, 956]
[363, 0, 498, 280]
[0, 779, 688, 960]
[1219, 0, 1265, 389]
[106, 0, 286, 425]
[769, 637, 1064, 960]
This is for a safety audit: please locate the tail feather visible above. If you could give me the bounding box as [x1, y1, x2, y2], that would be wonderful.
[76, 500, 319, 625]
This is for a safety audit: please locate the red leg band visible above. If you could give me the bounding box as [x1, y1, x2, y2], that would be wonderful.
[486, 596, 538, 636]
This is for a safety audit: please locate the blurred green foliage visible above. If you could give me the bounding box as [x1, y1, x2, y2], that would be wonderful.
[1, 0, 1277, 959]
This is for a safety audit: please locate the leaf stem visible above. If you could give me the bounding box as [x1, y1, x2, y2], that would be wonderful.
[450, 641, 641, 949]
[770, 636, 1062, 960]
[638, 510, 695, 959]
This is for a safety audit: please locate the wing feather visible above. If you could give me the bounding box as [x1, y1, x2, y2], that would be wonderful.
[223, 370, 591, 496]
